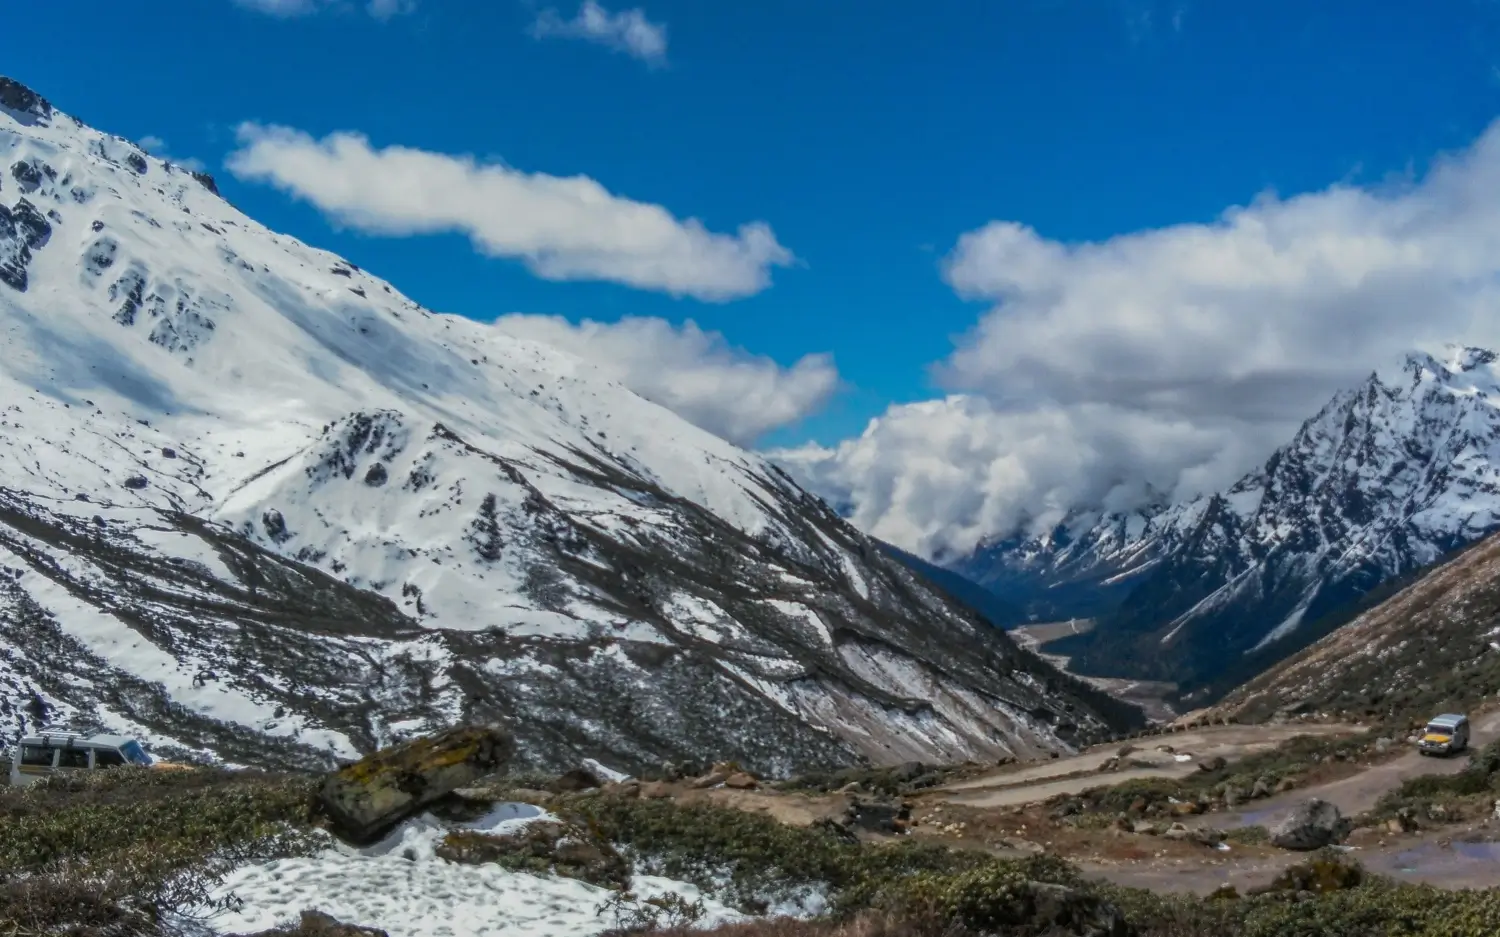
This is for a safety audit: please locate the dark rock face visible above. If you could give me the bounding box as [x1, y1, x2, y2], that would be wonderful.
[0, 198, 52, 292]
[317, 724, 515, 845]
[1270, 799, 1350, 851]
[190, 169, 221, 195]
[0, 77, 53, 123]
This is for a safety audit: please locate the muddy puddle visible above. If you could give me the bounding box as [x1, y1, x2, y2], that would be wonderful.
[1364, 839, 1500, 887]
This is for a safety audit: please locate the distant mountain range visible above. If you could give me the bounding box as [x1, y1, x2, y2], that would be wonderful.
[951, 347, 1500, 704]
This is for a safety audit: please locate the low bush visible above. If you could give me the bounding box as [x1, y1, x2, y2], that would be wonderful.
[0, 767, 321, 935]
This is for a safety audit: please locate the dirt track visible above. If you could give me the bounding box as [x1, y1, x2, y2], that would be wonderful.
[1205, 709, 1500, 831]
[934, 722, 1353, 808]
[919, 711, 1500, 893]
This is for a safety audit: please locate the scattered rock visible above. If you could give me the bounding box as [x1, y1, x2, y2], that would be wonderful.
[317, 725, 515, 845]
[603, 780, 641, 798]
[1162, 822, 1192, 840]
[1100, 756, 1122, 772]
[1270, 799, 1350, 851]
[547, 767, 604, 794]
[724, 772, 759, 790]
[1170, 801, 1202, 817]
[1275, 778, 1297, 794]
[1375, 737, 1394, 754]
[503, 787, 554, 804]
[1132, 820, 1158, 835]
[690, 771, 728, 789]
[1250, 778, 1272, 799]
[1117, 744, 1139, 757]
[836, 780, 863, 794]
[1223, 785, 1244, 808]
[1196, 756, 1227, 773]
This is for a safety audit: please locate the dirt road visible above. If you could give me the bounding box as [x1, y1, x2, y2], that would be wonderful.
[1202, 709, 1500, 832]
[935, 723, 1353, 809]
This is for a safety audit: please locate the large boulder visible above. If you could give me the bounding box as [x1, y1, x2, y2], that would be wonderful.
[1270, 798, 1350, 851]
[318, 725, 514, 844]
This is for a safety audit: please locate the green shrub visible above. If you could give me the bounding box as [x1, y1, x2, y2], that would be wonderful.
[0, 767, 321, 934]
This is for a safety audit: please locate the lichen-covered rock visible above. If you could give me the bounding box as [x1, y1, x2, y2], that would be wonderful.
[317, 725, 514, 844]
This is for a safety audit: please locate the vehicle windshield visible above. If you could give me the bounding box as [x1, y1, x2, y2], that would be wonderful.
[119, 741, 153, 766]
[1426, 724, 1453, 736]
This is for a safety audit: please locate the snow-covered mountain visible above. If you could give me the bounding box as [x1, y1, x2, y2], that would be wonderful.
[954, 346, 1500, 699]
[0, 76, 1134, 773]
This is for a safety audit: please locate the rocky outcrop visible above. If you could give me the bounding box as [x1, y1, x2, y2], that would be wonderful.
[317, 725, 515, 844]
[1270, 798, 1350, 851]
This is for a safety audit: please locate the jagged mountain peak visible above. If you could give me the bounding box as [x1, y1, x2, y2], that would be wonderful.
[956, 343, 1500, 700]
[0, 76, 1134, 772]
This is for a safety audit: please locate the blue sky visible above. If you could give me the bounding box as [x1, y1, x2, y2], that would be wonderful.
[9, 1, 1500, 554]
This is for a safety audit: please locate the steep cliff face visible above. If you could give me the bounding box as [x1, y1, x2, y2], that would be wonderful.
[957, 348, 1500, 699]
[0, 76, 1132, 773]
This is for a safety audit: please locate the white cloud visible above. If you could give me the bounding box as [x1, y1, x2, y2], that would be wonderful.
[225, 124, 793, 301]
[231, 0, 414, 19]
[531, 1, 668, 64]
[137, 135, 207, 173]
[491, 315, 838, 446]
[783, 119, 1500, 559]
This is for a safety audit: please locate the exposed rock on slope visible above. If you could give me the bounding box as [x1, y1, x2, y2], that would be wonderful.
[0, 76, 1135, 774]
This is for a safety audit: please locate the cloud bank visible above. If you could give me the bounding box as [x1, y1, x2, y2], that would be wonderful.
[777, 120, 1500, 560]
[226, 124, 793, 301]
[530, 1, 668, 64]
[492, 315, 837, 446]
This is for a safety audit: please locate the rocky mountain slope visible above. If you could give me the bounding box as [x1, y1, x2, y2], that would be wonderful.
[0, 76, 1136, 774]
[1213, 529, 1500, 725]
[954, 347, 1500, 701]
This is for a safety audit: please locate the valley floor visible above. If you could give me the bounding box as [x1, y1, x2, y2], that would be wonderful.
[1010, 621, 1180, 724]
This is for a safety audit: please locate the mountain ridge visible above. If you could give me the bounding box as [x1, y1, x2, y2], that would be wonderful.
[0, 75, 1136, 773]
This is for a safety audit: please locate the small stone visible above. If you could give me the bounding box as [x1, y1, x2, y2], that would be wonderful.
[690, 771, 729, 789]
[1197, 756, 1228, 773]
[724, 772, 759, 790]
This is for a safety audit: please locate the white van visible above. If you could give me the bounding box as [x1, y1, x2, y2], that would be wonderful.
[8, 728, 155, 786]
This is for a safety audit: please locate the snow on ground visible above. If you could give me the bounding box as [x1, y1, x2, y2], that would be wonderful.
[206, 804, 746, 937]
